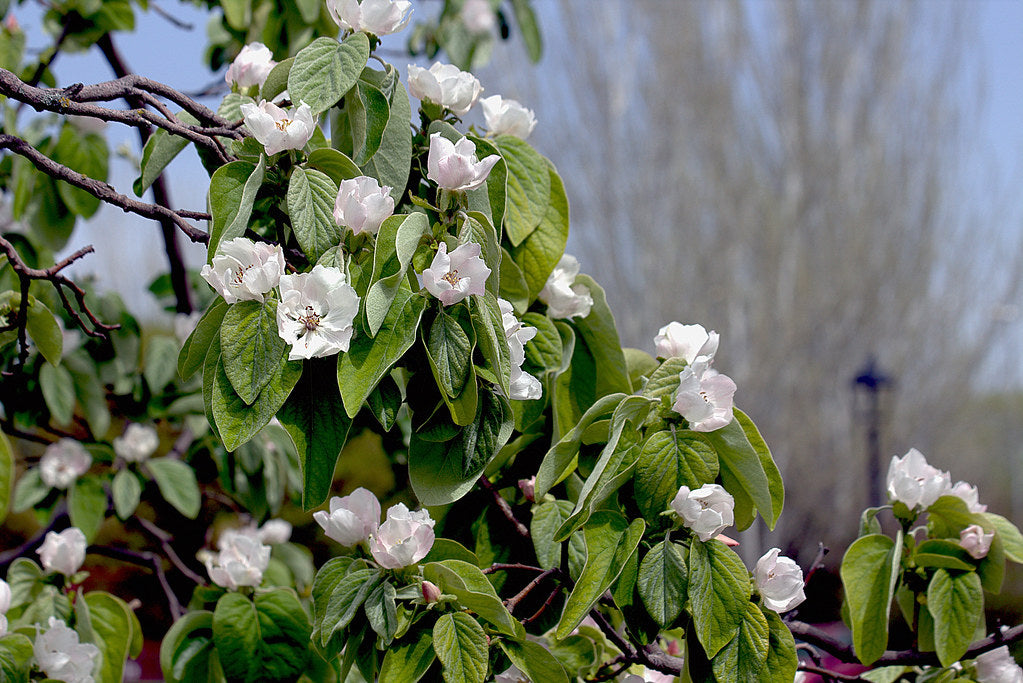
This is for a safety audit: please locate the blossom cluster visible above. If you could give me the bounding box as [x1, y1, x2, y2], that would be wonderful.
[655, 321, 737, 432]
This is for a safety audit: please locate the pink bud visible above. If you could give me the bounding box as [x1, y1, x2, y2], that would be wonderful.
[421, 580, 441, 603]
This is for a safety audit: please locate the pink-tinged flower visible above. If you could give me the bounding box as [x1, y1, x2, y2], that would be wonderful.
[38, 528, 87, 577]
[34, 617, 99, 683]
[539, 254, 593, 319]
[421, 580, 442, 603]
[313, 487, 381, 547]
[960, 524, 995, 560]
[974, 645, 1023, 683]
[200, 237, 285, 304]
[754, 548, 807, 613]
[205, 530, 271, 590]
[949, 480, 987, 513]
[327, 0, 412, 36]
[620, 669, 677, 683]
[240, 100, 315, 155]
[426, 133, 500, 192]
[461, 0, 497, 34]
[113, 423, 159, 463]
[408, 63, 482, 116]
[518, 476, 536, 502]
[885, 448, 951, 510]
[654, 321, 720, 363]
[419, 242, 491, 305]
[225, 42, 276, 89]
[499, 297, 542, 400]
[671, 358, 736, 432]
[495, 665, 530, 683]
[39, 439, 91, 490]
[276, 265, 361, 360]
[480, 95, 537, 139]
[369, 503, 436, 569]
[671, 484, 735, 542]
[333, 176, 394, 235]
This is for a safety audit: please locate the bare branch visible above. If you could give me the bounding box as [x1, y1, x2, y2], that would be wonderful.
[477, 475, 531, 539]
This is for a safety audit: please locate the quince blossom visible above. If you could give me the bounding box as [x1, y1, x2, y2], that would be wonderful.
[200, 237, 285, 304]
[885, 448, 951, 510]
[621, 669, 676, 683]
[314, 487, 381, 547]
[277, 265, 361, 360]
[34, 617, 100, 683]
[481, 95, 537, 139]
[113, 423, 159, 463]
[426, 133, 500, 192]
[672, 358, 736, 432]
[539, 254, 593, 319]
[225, 42, 276, 89]
[240, 100, 315, 155]
[39, 439, 91, 490]
[327, 0, 412, 36]
[960, 524, 995, 560]
[654, 321, 720, 364]
[754, 548, 807, 613]
[419, 242, 491, 305]
[0, 579, 10, 638]
[671, 483, 735, 542]
[461, 0, 497, 34]
[974, 646, 1023, 683]
[408, 62, 482, 116]
[499, 297, 542, 400]
[38, 527, 87, 577]
[257, 519, 293, 545]
[949, 480, 987, 513]
[205, 530, 271, 590]
[369, 503, 436, 569]
[334, 176, 394, 236]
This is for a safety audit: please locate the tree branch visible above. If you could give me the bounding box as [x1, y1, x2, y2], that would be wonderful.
[477, 475, 530, 539]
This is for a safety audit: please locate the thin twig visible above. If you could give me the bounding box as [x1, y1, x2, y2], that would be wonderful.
[87, 545, 184, 618]
[797, 663, 868, 682]
[482, 562, 547, 575]
[477, 475, 530, 539]
[521, 586, 561, 626]
[135, 516, 206, 585]
[505, 568, 560, 613]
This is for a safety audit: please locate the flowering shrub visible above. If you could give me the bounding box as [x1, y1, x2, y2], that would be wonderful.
[0, 0, 1021, 682]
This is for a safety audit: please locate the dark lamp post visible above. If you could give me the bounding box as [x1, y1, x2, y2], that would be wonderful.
[852, 356, 894, 508]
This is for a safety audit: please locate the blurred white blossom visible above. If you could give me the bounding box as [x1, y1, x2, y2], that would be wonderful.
[461, 0, 497, 34]
[974, 645, 1023, 683]
[205, 530, 271, 590]
[39, 439, 91, 490]
[34, 617, 99, 683]
[225, 42, 276, 89]
[38, 528, 87, 577]
[113, 423, 159, 463]
[481, 95, 537, 139]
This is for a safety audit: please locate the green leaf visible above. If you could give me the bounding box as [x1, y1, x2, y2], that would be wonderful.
[535, 393, 626, 497]
[433, 612, 488, 683]
[531, 499, 574, 570]
[221, 0, 250, 30]
[458, 212, 502, 297]
[927, 569, 983, 667]
[39, 361, 74, 427]
[365, 213, 430, 336]
[471, 292, 512, 397]
[510, 0, 543, 62]
[52, 126, 107, 218]
[82, 592, 136, 683]
[638, 540, 688, 628]
[307, 147, 363, 185]
[287, 167, 341, 263]
[212, 355, 302, 451]
[310, 556, 354, 643]
[321, 568, 384, 645]
[288, 34, 370, 115]
[360, 71, 412, 203]
[983, 512, 1023, 564]
[915, 539, 976, 571]
[427, 307, 473, 398]
[763, 609, 799, 683]
[699, 418, 775, 531]
[160, 610, 216, 683]
[25, 299, 62, 367]
[498, 248, 530, 313]
[278, 357, 352, 509]
[143, 335, 180, 391]
[69, 475, 106, 542]
[689, 538, 752, 658]
[556, 510, 645, 639]
[495, 136, 550, 246]
[499, 639, 569, 683]
[840, 532, 901, 665]
[146, 457, 201, 519]
[735, 408, 784, 529]
[509, 164, 568, 300]
[0, 431, 12, 525]
[220, 299, 287, 404]
[347, 80, 390, 165]
[133, 112, 198, 196]
[635, 428, 718, 524]
[521, 312, 561, 373]
[364, 580, 398, 643]
[337, 286, 425, 417]
[111, 469, 142, 520]
[711, 601, 770, 683]
[379, 630, 435, 683]
[207, 157, 266, 263]
[571, 274, 632, 397]
[212, 589, 311, 683]
[0, 632, 34, 682]
[12, 468, 49, 513]
[65, 354, 110, 438]
[260, 57, 294, 103]
[423, 560, 524, 638]
[179, 298, 229, 381]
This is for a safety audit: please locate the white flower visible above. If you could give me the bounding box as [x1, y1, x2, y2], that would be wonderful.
[426, 133, 500, 192]
[886, 448, 951, 510]
[499, 297, 542, 400]
[0, 579, 10, 638]
[277, 265, 361, 361]
[225, 42, 276, 89]
[671, 358, 736, 432]
[480, 95, 537, 139]
[113, 423, 159, 463]
[754, 548, 807, 613]
[620, 669, 676, 683]
[369, 503, 436, 569]
[334, 176, 394, 235]
[240, 100, 315, 155]
[960, 524, 995, 560]
[461, 0, 497, 34]
[38, 528, 87, 577]
[258, 519, 292, 545]
[200, 237, 285, 304]
[949, 481, 987, 513]
[539, 254, 593, 319]
[974, 646, 1023, 683]
[327, 0, 412, 36]
[313, 487, 381, 547]
[33, 617, 100, 683]
[39, 439, 92, 490]
[205, 530, 271, 590]
[671, 483, 735, 542]
[654, 322, 720, 364]
[407, 62, 483, 116]
[495, 665, 530, 683]
[419, 242, 491, 305]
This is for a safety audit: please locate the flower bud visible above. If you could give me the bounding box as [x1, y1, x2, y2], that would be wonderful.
[481, 95, 537, 139]
[408, 63, 482, 116]
[225, 42, 276, 89]
[518, 476, 536, 503]
[38, 527, 87, 577]
[539, 255, 593, 320]
[113, 423, 159, 463]
[240, 100, 315, 156]
[885, 448, 951, 510]
[421, 580, 442, 603]
[960, 524, 995, 560]
[754, 548, 807, 613]
[327, 0, 412, 36]
[34, 617, 99, 683]
[39, 439, 92, 490]
[313, 487, 381, 547]
[671, 484, 734, 542]
[426, 133, 500, 192]
[419, 242, 491, 305]
[334, 176, 394, 236]
[369, 503, 436, 569]
[200, 237, 285, 304]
